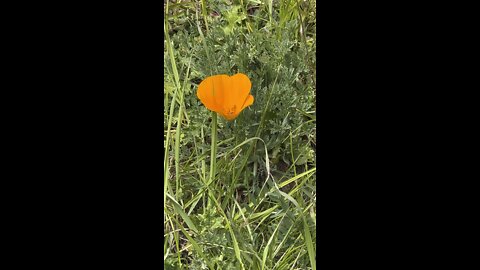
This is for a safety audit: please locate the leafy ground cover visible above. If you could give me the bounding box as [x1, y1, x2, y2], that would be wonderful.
[164, 0, 316, 269]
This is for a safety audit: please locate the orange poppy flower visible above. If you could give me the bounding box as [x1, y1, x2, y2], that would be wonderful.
[197, 73, 254, 121]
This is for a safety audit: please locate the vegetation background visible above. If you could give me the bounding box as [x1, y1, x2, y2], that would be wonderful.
[164, 0, 316, 269]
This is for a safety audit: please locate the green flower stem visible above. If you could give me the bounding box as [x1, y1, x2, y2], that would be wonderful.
[208, 112, 217, 208]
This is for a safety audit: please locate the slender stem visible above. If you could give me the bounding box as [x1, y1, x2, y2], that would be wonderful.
[210, 112, 217, 180]
[208, 112, 217, 208]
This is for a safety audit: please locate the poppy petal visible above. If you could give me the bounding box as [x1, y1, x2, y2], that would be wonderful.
[240, 94, 254, 111]
[197, 75, 229, 112]
[229, 73, 252, 110]
[209, 75, 229, 111]
[197, 78, 219, 112]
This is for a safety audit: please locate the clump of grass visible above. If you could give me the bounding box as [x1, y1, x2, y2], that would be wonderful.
[164, 0, 316, 269]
